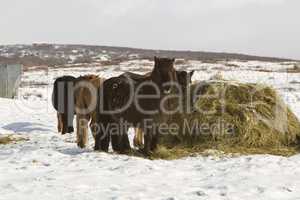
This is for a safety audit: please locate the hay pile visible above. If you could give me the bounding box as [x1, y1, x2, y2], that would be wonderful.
[155, 79, 300, 159]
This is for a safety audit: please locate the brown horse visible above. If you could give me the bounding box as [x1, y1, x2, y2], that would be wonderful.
[74, 75, 104, 148]
[133, 70, 195, 148]
[95, 57, 179, 155]
[52, 76, 77, 134]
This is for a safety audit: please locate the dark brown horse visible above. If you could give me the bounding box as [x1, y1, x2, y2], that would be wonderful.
[133, 70, 195, 148]
[95, 57, 178, 155]
[52, 75, 76, 134]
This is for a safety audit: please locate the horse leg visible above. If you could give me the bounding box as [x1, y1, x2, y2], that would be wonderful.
[138, 129, 144, 147]
[62, 112, 74, 134]
[90, 112, 98, 140]
[61, 113, 68, 135]
[119, 127, 131, 154]
[67, 113, 75, 133]
[111, 133, 121, 152]
[133, 128, 144, 148]
[76, 114, 89, 148]
[90, 114, 109, 151]
[94, 132, 101, 151]
[121, 134, 131, 153]
[143, 130, 153, 156]
[111, 127, 130, 154]
[133, 128, 139, 147]
[57, 113, 62, 133]
[100, 128, 110, 152]
[151, 131, 159, 151]
[95, 124, 110, 152]
[111, 133, 128, 153]
[94, 114, 110, 152]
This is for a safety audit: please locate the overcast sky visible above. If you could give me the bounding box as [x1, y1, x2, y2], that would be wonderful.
[1, 0, 300, 59]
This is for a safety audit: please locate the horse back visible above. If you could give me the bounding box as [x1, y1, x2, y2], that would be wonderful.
[52, 75, 76, 112]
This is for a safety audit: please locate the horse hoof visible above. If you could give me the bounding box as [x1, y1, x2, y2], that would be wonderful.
[139, 149, 153, 157]
[94, 145, 100, 151]
[77, 143, 86, 149]
[67, 127, 74, 133]
[94, 146, 109, 153]
[119, 148, 132, 155]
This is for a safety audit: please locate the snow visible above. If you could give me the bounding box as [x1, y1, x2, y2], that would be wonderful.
[1, 60, 300, 199]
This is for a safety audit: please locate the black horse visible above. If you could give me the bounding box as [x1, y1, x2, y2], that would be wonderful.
[52, 75, 76, 134]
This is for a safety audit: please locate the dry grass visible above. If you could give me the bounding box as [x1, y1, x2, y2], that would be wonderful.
[151, 142, 299, 160]
[0, 135, 28, 145]
[151, 79, 300, 160]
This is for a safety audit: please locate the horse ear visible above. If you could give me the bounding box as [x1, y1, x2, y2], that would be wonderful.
[189, 70, 195, 77]
[154, 56, 158, 62]
[172, 58, 175, 62]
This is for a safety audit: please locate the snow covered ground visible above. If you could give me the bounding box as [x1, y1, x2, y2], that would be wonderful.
[1, 60, 300, 200]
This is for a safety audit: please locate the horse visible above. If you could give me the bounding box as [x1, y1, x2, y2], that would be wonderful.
[94, 57, 179, 155]
[52, 75, 77, 135]
[74, 75, 104, 148]
[132, 70, 195, 148]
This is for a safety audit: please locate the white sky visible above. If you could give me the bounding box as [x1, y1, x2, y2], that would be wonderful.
[1, 0, 299, 59]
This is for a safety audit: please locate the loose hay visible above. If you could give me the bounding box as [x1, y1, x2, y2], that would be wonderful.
[154, 79, 300, 159]
[0, 134, 28, 145]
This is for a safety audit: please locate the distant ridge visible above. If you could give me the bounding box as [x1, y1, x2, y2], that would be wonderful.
[88, 45, 294, 62]
[0, 44, 295, 67]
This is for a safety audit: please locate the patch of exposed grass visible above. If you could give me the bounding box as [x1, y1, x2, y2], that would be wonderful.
[0, 135, 28, 145]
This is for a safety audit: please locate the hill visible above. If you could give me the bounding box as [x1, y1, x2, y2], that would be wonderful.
[0, 44, 294, 68]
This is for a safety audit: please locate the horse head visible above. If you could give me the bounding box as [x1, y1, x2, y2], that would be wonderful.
[176, 70, 195, 90]
[101, 76, 132, 113]
[151, 57, 178, 95]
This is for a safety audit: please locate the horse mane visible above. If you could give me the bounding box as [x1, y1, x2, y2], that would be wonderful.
[75, 74, 99, 83]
